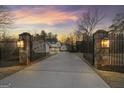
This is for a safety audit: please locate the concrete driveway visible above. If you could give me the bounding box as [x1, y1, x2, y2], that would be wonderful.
[0, 52, 109, 88]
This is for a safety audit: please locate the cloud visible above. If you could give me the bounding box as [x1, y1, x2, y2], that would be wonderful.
[12, 6, 78, 25]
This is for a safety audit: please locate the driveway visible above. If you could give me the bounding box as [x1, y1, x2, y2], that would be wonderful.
[0, 52, 109, 88]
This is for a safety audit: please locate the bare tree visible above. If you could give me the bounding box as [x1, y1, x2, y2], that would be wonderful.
[73, 30, 83, 41]
[77, 8, 104, 37]
[109, 13, 124, 32]
[0, 6, 13, 40]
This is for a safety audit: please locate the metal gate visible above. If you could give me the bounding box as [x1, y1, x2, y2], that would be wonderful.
[107, 32, 124, 72]
[82, 31, 124, 72]
[94, 32, 124, 72]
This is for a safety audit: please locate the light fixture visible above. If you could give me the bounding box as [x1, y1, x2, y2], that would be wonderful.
[17, 40, 24, 48]
[101, 39, 110, 48]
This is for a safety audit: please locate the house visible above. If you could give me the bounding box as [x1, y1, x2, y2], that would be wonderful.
[47, 41, 61, 54]
[32, 33, 62, 55]
[32, 36, 50, 55]
[32, 40, 49, 54]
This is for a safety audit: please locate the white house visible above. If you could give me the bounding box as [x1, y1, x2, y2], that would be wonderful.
[32, 40, 50, 54]
[48, 41, 61, 54]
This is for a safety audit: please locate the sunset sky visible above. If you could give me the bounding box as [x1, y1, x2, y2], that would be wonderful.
[7, 5, 124, 37]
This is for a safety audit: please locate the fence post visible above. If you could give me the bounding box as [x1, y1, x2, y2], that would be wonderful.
[92, 34, 95, 65]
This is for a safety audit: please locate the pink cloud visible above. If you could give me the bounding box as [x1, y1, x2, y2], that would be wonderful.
[13, 7, 78, 25]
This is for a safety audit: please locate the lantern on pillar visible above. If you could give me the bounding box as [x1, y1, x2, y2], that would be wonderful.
[101, 39, 110, 48]
[17, 40, 24, 48]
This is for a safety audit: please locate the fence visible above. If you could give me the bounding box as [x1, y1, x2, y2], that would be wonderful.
[82, 31, 124, 72]
[0, 40, 19, 67]
[82, 39, 94, 65]
[107, 32, 124, 72]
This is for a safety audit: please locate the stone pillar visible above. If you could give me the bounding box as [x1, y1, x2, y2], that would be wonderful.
[93, 30, 109, 68]
[18, 32, 32, 65]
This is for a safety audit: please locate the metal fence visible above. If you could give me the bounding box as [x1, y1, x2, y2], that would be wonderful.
[0, 40, 19, 67]
[82, 32, 124, 72]
[106, 32, 124, 72]
[82, 38, 94, 65]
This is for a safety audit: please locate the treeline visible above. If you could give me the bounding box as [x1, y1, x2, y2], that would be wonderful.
[33, 30, 58, 43]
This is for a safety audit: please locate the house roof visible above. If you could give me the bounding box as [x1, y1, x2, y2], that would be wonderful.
[48, 42, 61, 48]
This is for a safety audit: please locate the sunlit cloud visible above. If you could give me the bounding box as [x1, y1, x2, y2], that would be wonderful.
[7, 5, 124, 37]
[12, 6, 78, 25]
